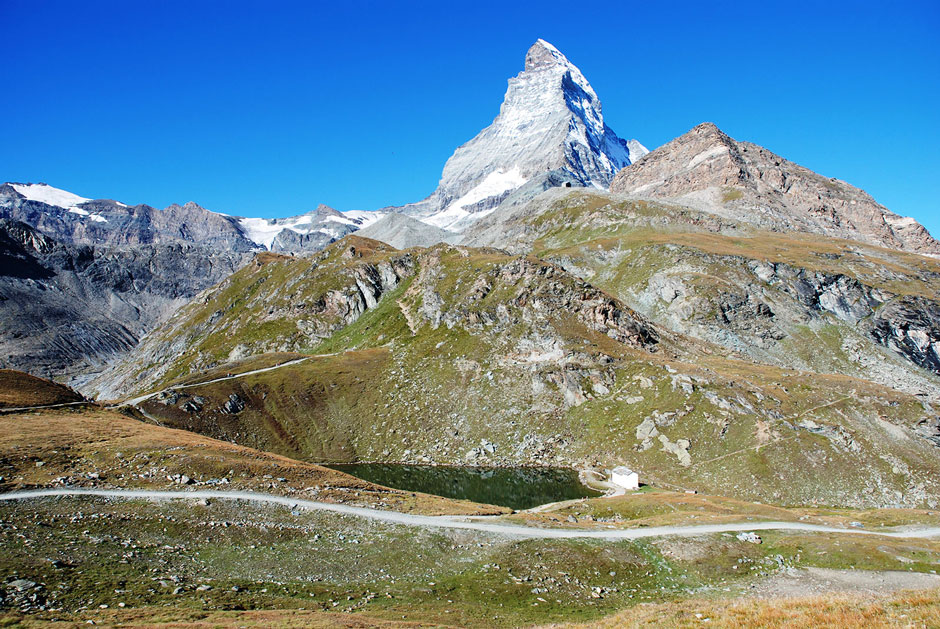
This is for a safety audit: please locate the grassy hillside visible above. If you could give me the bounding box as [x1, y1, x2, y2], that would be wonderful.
[92, 211, 940, 510]
[136, 339, 940, 508]
[0, 405, 505, 516]
[0, 369, 84, 408]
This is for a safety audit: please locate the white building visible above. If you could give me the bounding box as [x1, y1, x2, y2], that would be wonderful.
[610, 466, 639, 490]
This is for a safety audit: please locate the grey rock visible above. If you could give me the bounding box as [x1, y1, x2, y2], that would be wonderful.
[356, 213, 460, 249]
[222, 393, 246, 414]
[736, 532, 762, 544]
[0, 219, 244, 386]
[871, 297, 940, 374]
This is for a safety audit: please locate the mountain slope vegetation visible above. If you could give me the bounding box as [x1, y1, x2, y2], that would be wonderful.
[91, 235, 940, 509]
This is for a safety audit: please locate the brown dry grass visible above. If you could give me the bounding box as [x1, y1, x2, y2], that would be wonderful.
[551, 589, 940, 628]
[4, 590, 937, 628]
[0, 608, 443, 628]
[512, 487, 940, 531]
[0, 407, 508, 517]
[539, 224, 940, 299]
[0, 369, 83, 408]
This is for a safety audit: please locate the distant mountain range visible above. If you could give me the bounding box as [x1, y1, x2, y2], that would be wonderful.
[0, 182, 383, 254]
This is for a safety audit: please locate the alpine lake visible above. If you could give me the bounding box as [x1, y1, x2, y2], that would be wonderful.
[326, 463, 601, 510]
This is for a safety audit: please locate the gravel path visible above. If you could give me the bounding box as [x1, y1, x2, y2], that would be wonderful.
[4, 488, 940, 541]
[115, 356, 318, 408]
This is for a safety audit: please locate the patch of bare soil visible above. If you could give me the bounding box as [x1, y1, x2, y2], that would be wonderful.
[748, 567, 940, 599]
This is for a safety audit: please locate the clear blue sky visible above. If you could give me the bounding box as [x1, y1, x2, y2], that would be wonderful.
[3, 1, 939, 234]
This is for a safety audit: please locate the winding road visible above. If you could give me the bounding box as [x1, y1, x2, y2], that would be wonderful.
[4, 488, 940, 541]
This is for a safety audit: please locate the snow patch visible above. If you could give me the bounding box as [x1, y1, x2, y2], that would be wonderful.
[68, 208, 90, 217]
[238, 210, 386, 249]
[238, 218, 290, 249]
[11, 183, 90, 210]
[342, 210, 386, 228]
[325, 215, 356, 226]
[425, 168, 527, 230]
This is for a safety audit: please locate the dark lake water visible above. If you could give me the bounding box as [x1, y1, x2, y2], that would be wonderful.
[327, 463, 600, 510]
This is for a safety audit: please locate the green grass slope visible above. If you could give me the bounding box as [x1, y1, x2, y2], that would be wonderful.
[103, 234, 940, 509]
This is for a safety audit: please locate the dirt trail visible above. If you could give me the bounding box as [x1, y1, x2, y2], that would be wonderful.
[115, 356, 318, 408]
[5, 488, 940, 541]
[0, 401, 91, 414]
[748, 567, 940, 598]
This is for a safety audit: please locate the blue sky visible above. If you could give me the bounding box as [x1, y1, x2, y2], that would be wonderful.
[3, 1, 939, 234]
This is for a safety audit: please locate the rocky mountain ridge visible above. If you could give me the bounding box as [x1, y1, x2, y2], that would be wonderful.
[462, 189, 940, 398]
[0, 183, 382, 254]
[90, 235, 665, 399]
[610, 123, 939, 255]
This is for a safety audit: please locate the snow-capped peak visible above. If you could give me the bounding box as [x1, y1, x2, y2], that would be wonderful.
[9, 183, 90, 210]
[524, 39, 597, 101]
[401, 39, 647, 232]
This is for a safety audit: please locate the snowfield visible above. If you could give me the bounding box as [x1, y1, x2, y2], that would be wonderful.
[11, 183, 90, 210]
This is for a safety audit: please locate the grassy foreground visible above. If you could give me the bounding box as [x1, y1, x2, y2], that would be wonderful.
[1, 491, 939, 627]
[2, 590, 935, 628]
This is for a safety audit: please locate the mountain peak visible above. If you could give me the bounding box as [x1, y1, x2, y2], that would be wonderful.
[690, 121, 725, 137]
[524, 39, 569, 71]
[313, 203, 342, 217]
[611, 123, 940, 255]
[398, 40, 647, 231]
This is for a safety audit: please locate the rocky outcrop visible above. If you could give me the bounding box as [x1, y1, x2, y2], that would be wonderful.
[222, 393, 246, 414]
[751, 261, 940, 375]
[433, 255, 659, 350]
[871, 297, 940, 374]
[610, 123, 939, 255]
[299, 254, 415, 338]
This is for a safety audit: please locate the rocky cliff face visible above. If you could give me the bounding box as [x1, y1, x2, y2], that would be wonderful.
[0, 219, 245, 386]
[609, 123, 939, 255]
[393, 40, 646, 231]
